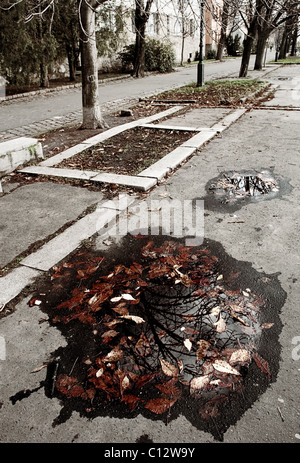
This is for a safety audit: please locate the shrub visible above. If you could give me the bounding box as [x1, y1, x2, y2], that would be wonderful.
[206, 49, 217, 60]
[118, 37, 176, 73]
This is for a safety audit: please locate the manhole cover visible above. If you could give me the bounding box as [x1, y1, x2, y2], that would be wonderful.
[16, 235, 286, 441]
[203, 169, 291, 212]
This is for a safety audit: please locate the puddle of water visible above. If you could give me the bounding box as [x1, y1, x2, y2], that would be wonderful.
[203, 169, 291, 212]
[13, 235, 286, 441]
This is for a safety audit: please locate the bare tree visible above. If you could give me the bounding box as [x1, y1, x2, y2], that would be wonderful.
[254, 0, 300, 70]
[132, 0, 154, 77]
[79, 0, 108, 129]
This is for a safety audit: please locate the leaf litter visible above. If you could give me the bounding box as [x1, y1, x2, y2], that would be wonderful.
[27, 235, 285, 439]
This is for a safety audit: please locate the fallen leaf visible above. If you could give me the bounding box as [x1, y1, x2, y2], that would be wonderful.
[111, 296, 122, 303]
[214, 314, 226, 333]
[229, 349, 250, 365]
[155, 378, 181, 397]
[144, 397, 179, 414]
[122, 394, 143, 410]
[120, 315, 145, 324]
[260, 323, 274, 329]
[96, 368, 104, 378]
[160, 358, 178, 377]
[102, 347, 123, 363]
[121, 293, 136, 301]
[213, 359, 241, 376]
[101, 329, 119, 343]
[184, 339, 192, 351]
[196, 340, 210, 360]
[29, 297, 42, 307]
[135, 333, 151, 357]
[252, 352, 271, 378]
[190, 375, 210, 393]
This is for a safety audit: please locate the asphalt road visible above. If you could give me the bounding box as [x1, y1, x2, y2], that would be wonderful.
[0, 56, 265, 133]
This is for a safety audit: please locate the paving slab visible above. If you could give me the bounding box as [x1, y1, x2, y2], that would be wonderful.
[0, 266, 42, 307]
[90, 172, 157, 191]
[19, 165, 100, 180]
[159, 107, 232, 128]
[0, 182, 102, 268]
[20, 207, 118, 272]
[261, 64, 300, 108]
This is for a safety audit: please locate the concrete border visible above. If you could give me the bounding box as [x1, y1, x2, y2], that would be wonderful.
[19, 107, 246, 191]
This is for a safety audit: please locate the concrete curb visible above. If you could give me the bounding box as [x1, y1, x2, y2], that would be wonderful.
[2, 74, 132, 102]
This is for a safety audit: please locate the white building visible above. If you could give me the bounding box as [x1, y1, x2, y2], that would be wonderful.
[97, 1, 223, 70]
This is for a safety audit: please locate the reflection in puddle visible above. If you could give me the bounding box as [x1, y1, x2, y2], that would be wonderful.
[203, 169, 286, 212]
[212, 171, 278, 200]
[24, 236, 285, 441]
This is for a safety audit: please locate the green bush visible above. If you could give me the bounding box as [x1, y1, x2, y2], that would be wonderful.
[205, 49, 217, 60]
[119, 37, 176, 73]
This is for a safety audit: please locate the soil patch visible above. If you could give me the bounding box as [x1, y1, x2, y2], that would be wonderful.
[57, 127, 197, 176]
[149, 79, 268, 106]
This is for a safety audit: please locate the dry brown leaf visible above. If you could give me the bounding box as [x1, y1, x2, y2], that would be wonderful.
[144, 397, 179, 415]
[160, 358, 178, 377]
[260, 323, 274, 329]
[229, 349, 250, 365]
[214, 314, 226, 333]
[252, 352, 271, 378]
[102, 347, 123, 363]
[120, 315, 145, 324]
[190, 375, 210, 393]
[196, 340, 210, 360]
[213, 359, 241, 376]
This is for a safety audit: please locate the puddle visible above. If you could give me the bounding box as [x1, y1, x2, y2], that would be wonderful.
[13, 235, 286, 441]
[203, 169, 291, 212]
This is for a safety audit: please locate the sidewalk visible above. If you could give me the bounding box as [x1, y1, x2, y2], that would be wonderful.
[0, 63, 299, 444]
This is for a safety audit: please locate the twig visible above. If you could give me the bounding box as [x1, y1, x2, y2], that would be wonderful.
[277, 406, 285, 422]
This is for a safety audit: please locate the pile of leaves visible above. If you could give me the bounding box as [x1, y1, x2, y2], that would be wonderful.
[57, 127, 196, 176]
[154, 80, 265, 106]
[31, 239, 274, 419]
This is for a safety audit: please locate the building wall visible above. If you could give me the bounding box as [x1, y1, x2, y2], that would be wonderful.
[97, 0, 223, 70]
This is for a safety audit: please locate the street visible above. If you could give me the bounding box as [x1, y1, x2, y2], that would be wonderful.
[0, 55, 266, 134]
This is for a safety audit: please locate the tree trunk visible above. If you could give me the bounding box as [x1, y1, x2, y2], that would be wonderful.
[67, 45, 76, 82]
[216, 0, 229, 61]
[133, 23, 146, 77]
[239, 34, 254, 77]
[79, 0, 106, 129]
[254, 32, 269, 70]
[290, 25, 298, 56]
[132, 1, 153, 78]
[180, 34, 185, 66]
[40, 60, 49, 88]
[279, 29, 288, 59]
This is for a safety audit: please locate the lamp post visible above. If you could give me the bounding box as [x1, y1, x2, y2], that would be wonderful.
[197, 1, 205, 87]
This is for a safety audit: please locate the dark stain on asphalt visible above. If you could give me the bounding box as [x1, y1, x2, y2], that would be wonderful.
[202, 168, 292, 212]
[10, 234, 286, 442]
